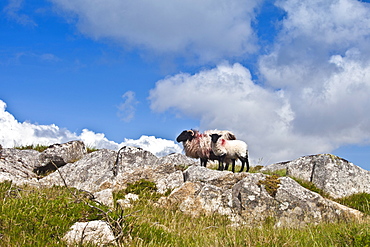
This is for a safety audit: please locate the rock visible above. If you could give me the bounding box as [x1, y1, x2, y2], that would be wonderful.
[62, 220, 116, 246]
[160, 172, 364, 227]
[39, 149, 117, 192]
[234, 175, 364, 227]
[263, 154, 370, 198]
[156, 153, 197, 169]
[39, 147, 187, 194]
[0, 148, 41, 185]
[35, 141, 87, 174]
[94, 189, 114, 208]
[155, 170, 184, 194]
[113, 148, 187, 193]
[114, 146, 159, 174]
[184, 165, 248, 188]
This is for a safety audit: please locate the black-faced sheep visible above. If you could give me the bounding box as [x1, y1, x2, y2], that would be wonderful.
[210, 133, 249, 172]
[176, 129, 236, 168]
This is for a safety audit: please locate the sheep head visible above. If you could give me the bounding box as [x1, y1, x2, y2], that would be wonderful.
[210, 133, 222, 143]
[176, 130, 196, 142]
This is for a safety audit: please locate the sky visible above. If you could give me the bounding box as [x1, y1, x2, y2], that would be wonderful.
[1, 0, 370, 170]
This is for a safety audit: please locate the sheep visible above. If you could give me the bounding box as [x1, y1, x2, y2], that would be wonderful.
[176, 129, 236, 168]
[210, 133, 249, 173]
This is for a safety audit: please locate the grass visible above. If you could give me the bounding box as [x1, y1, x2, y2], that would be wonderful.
[1, 179, 369, 246]
[0, 181, 109, 246]
[336, 193, 370, 216]
[14, 144, 98, 153]
[14, 144, 49, 152]
[290, 176, 332, 199]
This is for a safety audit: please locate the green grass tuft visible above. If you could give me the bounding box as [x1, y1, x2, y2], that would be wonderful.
[261, 168, 287, 177]
[336, 193, 370, 215]
[14, 144, 49, 152]
[290, 176, 332, 199]
[86, 146, 99, 153]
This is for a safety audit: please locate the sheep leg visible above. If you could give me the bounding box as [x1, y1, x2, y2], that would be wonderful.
[224, 163, 229, 171]
[218, 155, 225, 171]
[200, 158, 208, 167]
[239, 155, 250, 172]
[231, 159, 236, 173]
[245, 157, 250, 172]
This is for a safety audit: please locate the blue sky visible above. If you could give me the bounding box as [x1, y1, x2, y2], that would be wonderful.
[1, 0, 370, 170]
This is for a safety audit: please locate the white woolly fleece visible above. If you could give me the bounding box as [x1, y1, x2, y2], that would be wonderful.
[182, 130, 236, 160]
[211, 138, 248, 159]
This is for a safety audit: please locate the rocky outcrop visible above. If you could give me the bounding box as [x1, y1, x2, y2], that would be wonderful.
[262, 154, 370, 198]
[39, 147, 192, 193]
[0, 140, 87, 185]
[0, 142, 367, 229]
[159, 166, 364, 227]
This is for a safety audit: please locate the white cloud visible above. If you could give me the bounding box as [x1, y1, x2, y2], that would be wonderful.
[0, 100, 180, 157]
[149, 58, 370, 164]
[149, 63, 301, 163]
[258, 0, 370, 141]
[117, 91, 139, 122]
[275, 0, 370, 47]
[121, 135, 183, 157]
[50, 0, 261, 62]
[0, 100, 76, 147]
[149, 0, 370, 164]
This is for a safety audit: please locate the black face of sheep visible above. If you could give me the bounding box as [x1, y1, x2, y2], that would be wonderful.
[210, 133, 222, 143]
[176, 130, 195, 143]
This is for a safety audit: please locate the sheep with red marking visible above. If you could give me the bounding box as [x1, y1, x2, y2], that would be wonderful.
[210, 133, 249, 172]
[176, 129, 235, 168]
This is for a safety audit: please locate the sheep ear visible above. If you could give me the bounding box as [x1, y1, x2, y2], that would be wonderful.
[188, 130, 194, 136]
[227, 132, 236, 140]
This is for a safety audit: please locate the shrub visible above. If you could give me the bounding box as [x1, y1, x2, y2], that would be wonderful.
[257, 175, 281, 197]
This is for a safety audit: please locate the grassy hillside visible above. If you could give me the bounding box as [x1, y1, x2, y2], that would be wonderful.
[0, 180, 369, 246]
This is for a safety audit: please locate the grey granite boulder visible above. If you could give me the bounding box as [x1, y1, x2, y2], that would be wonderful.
[39, 149, 117, 192]
[63, 220, 116, 246]
[35, 140, 87, 174]
[262, 154, 370, 198]
[160, 172, 364, 227]
[0, 148, 41, 185]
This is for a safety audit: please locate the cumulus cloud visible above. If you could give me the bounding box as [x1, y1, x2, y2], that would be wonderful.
[149, 63, 299, 163]
[0, 100, 180, 157]
[149, 58, 370, 164]
[259, 0, 370, 140]
[149, 0, 370, 164]
[260, 0, 370, 89]
[50, 0, 261, 62]
[121, 135, 183, 157]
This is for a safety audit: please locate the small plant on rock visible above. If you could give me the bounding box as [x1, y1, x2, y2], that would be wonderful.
[258, 175, 281, 197]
